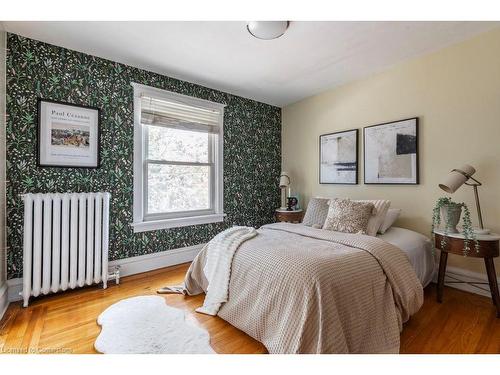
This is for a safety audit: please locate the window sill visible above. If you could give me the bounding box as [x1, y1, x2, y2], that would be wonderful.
[132, 213, 226, 233]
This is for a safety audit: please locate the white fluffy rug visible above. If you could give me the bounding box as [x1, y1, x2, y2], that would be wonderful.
[95, 295, 215, 354]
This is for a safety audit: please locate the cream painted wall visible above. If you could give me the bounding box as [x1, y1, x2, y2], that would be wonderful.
[282, 27, 500, 276]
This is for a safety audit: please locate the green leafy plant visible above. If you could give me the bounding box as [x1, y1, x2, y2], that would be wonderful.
[431, 197, 479, 256]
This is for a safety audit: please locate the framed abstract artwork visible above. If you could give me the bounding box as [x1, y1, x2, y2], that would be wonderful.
[319, 129, 358, 184]
[37, 99, 101, 168]
[363, 117, 419, 184]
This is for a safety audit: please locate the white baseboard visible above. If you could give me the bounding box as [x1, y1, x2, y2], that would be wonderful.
[109, 243, 203, 278]
[6, 278, 21, 302]
[0, 282, 8, 320]
[432, 263, 499, 298]
[6, 243, 204, 303]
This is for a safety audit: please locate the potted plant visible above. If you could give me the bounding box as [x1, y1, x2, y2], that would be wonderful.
[431, 197, 478, 256]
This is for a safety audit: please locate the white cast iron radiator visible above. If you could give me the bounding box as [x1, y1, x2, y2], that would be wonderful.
[21, 192, 119, 307]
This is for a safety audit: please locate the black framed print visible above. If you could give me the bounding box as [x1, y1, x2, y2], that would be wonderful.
[319, 129, 358, 184]
[37, 99, 101, 168]
[363, 117, 419, 184]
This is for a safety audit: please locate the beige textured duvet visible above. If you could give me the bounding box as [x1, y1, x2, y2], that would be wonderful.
[183, 223, 423, 354]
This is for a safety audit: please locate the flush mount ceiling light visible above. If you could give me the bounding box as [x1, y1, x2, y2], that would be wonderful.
[246, 21, 289, 40]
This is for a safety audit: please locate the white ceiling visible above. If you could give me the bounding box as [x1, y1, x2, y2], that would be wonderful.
[3, 21, 499, 107]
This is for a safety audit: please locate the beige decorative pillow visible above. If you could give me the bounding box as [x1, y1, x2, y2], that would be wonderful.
[355, 199, 391, 236]
[322, 199, 375, 234]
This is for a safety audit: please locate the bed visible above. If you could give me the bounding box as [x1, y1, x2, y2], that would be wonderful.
[378, 226, 435, 287]
[182, 222, 426, 354]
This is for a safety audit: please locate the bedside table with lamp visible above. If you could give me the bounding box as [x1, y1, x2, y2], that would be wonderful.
[435, 164, 500, 317]
[276, 172, 304, 223]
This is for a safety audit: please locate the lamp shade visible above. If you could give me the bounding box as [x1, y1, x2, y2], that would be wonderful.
[439, 164, 476, 194]
[279, 172, 290, 188]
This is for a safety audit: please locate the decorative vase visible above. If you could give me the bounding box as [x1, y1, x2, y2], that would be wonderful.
[440, 204, 462, 233]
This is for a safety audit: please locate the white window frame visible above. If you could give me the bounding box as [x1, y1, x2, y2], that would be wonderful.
[131, 83, 225, 232]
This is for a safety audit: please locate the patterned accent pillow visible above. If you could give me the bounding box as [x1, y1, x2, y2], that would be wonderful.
[322, 199, 375, 234]
[355, 199, 391, 236]
[302, 197, 330, 227]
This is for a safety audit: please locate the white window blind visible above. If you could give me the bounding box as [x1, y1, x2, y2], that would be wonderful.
[140, 95, 221, 134]
[132, 83, 225, 232]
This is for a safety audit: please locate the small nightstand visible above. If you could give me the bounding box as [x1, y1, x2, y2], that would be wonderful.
[275, 208, 303, 223]
[434, 230, 500, 317]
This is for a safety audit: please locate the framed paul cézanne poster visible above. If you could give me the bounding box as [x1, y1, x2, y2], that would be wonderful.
[364, 117, 419, 184]
[37, 99, 101, 168]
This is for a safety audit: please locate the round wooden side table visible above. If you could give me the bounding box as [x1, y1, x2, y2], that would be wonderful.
[433, 230, 500, 318]
[275, 208, 303, 223]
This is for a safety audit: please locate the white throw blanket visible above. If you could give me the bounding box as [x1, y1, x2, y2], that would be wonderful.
[195, 226, 257, 315]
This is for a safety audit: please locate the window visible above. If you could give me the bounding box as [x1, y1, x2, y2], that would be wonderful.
[132, 83, 225, 232]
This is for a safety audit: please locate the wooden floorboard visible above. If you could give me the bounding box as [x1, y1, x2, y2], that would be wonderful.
[0, 262, 498, 354]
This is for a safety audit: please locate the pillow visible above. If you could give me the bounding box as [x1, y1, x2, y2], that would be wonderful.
[378, 208, 402, 234]
[355, 199, 391, 236]
[322, 199, 375, 234]
[302, 197, 330, 227]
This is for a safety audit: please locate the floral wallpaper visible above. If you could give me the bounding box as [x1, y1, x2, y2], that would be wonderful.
[6, 33, 281, 279]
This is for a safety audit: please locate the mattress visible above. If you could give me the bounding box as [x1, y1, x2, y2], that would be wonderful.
[378, 226, 435, 287]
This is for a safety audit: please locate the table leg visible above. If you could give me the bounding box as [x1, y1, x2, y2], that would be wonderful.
[484, 257, 500, 318]
[437, 251, 448, 303]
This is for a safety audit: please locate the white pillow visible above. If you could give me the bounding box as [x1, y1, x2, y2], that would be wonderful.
[354, 199, 391, 236]
[378, 208, 402, 234]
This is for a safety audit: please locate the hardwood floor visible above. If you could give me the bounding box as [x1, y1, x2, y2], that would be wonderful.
[1, 263, 498, 354]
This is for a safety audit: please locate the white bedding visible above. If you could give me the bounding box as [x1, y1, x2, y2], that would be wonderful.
[378, 227, 435, 287]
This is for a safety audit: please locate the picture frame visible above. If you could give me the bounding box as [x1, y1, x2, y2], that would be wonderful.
[319, 128, 358, 184]
[37, 98, 101, 168]
[363, 117, 419, 185]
